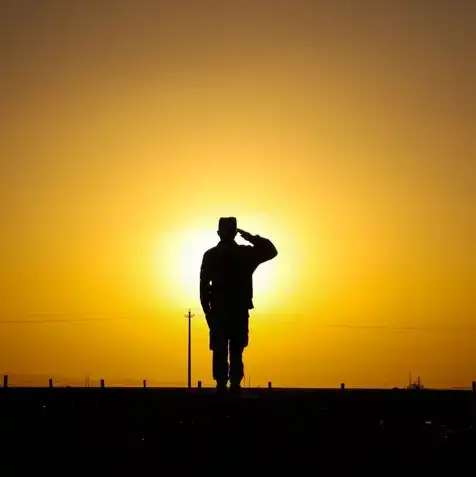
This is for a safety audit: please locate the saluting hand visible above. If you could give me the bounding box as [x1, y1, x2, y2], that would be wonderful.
[237, 228, 255, 242]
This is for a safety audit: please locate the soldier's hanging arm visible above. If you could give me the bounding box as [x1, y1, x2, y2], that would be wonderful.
[199, 251, 213, 325]
[237, 228, 278, 264]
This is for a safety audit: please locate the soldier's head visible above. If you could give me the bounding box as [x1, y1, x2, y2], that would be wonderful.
[217, 217, 237, 242]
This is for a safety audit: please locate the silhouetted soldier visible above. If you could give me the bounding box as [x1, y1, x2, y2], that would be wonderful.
[200, 217, 278, 392]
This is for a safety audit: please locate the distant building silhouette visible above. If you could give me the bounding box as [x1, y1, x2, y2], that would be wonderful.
[407, 375, 424, 390]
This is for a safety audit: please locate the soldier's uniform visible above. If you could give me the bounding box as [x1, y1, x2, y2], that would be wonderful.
[200, 218, 278, 388]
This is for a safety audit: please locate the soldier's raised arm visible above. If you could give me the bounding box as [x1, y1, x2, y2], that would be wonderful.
[237, 228, 278, 265]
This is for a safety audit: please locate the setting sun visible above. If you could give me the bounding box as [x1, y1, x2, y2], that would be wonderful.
[156, 219, 287, 313]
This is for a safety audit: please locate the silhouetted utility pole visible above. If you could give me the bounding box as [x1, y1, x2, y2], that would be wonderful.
[185, 309, 195, 388]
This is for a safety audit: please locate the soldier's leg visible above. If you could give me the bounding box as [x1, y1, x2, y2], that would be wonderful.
[229, 345, 244, 387]
[210, 323, 229, 386]
[229, 311, 249, 387]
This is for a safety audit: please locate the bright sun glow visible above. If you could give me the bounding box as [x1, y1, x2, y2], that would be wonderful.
[157, 224, 281, 312]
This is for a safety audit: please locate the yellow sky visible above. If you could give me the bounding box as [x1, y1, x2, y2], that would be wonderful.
[1, 1, 475, 388]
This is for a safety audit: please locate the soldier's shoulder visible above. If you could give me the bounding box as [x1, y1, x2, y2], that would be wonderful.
[203, 245, 219, 257]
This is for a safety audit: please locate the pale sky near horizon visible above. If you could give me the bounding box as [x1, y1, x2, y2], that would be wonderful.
[1, 0, 475, 388]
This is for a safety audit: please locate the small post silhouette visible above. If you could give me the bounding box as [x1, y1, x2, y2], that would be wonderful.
[268, 381, 272, 389]
[3, 375, 8, 388]
[49, 378, 53, 388]
[185, 309, 195, 388]
[472, 381, 475, 392]
[341, 383, 345, 390]
[198, 380, 202, 389]
[100, 379, 105, 389]
[143, 380, 147, 388]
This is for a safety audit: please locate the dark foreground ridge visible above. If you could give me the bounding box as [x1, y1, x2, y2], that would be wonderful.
[1, 387, 475, 472]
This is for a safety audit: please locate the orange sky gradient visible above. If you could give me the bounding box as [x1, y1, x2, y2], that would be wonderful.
[1, 0, 475, 388]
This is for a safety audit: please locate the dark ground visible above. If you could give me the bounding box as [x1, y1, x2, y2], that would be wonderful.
[1, 387, 475, 474]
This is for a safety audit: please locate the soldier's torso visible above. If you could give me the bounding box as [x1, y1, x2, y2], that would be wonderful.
[206, 243, 256, 310]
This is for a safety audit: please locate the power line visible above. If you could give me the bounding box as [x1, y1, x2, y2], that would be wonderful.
[0, 314, 474, 333]
[263, 321, 476, 332]
[317, 323, 476, 332]
[0, 316, 127, 324]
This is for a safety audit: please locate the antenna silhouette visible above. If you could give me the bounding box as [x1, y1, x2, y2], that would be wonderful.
[185, 309, 195, 388]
